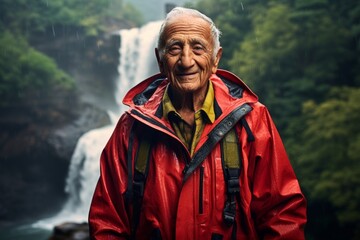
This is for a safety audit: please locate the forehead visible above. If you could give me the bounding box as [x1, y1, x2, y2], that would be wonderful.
[163, 15, 212, 44]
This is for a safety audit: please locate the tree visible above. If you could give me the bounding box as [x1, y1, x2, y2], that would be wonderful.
[229, 3, 299, 130]
[0, 0, 144, 107]
[187, 0, 267, 69]
[0, 31, 74, 107]
[0, 0, 143, 37]
[228, 1, 355, 133]
[297, 87, 360, 240]
[190, 0, 360, 238]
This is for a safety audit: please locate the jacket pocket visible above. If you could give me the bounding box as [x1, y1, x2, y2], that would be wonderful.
[199, 166, 204, 214]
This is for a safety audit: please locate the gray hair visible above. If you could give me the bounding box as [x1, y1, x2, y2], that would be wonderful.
[157, 7, 221, 60]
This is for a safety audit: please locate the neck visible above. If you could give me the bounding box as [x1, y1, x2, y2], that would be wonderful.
[169, 83, 209, 125]
[170, 84, 208, 112]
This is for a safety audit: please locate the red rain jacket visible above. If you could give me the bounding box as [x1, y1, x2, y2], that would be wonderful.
[89, 69, 307, 239]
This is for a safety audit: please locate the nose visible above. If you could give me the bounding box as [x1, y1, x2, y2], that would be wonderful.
[178, 46, 194, 69]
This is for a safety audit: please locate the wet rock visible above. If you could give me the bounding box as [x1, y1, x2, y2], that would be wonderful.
[0, 101, 110, 223]
[49, 222, 89, 240]
[0, 24, 118, 223]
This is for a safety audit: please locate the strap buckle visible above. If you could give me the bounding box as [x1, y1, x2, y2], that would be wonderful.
[133, 170, 146, 197]
[223, 199, 236, 226]
[133, 180, 144, 197]
[225, 168, 240, 194]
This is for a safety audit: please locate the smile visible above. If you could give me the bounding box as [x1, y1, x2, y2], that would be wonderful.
[176, 72, 198, 78]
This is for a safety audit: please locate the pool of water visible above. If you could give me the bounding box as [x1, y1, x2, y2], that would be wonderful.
[0, 223, 52, 240]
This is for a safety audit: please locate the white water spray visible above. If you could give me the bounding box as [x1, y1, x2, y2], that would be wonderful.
[116, 21, 162, 106]
[34, 20, 163, 229]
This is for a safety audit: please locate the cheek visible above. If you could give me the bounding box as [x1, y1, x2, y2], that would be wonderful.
[201, 54, 214, 67]
[201, 56, 216, 75]
[162, 57, 176, 73]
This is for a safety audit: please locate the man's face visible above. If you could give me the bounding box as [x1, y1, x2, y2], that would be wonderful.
[157, 15, 222, 94]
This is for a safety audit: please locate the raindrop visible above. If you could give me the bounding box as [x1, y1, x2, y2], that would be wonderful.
[52, 25, 56, 37]
[241, 2, 244, 11]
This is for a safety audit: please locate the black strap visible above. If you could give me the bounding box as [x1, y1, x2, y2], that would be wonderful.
[126, 104, 253, 238]
[241, 118, 255, 142]
[132, 170, 146, 237]
[125, 122, 153, 239]
[223, 168, 240, 226]
[183, 103, 252, 181]
[132, 132, 152, 238]
[211, 233, 224, 240]
[125, 122, 136, 206]
[150, 228, 162, 240]
[221, 123, 244, 240]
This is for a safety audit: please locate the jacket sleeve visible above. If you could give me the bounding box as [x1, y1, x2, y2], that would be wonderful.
[88, 114, 133, 239]
[249, 104, 307, 239]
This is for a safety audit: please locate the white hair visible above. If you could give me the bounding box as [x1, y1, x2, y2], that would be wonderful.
[157, 7, 221, 59]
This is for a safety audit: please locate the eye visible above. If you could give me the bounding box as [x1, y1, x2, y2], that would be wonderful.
[193, 44, 205, 55]
[167, 45, 182, 55]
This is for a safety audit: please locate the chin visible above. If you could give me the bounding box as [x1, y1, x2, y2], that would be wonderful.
[177, 83, 200, 93]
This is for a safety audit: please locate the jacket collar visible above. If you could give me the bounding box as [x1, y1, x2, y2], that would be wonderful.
[122, 69, 258, 122]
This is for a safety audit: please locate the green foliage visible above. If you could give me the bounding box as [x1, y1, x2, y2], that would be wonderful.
[227, 1, 356, 131]
[229, 3, 300, 129]
[230, 3, 297, 84]
[0, 31, 73, 106]
[192, 0, 360, 238]
[187, 0, 263, 69]
[0, 0, 144, 107]
[0, 0, 143, 37]
[121, 2, 145, 28]
[298, 87, 360, 239]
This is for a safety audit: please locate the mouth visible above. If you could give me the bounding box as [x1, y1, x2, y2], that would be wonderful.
[176, 72, 198, 79]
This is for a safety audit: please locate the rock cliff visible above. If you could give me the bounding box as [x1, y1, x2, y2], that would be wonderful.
[0, 23, 128, 225]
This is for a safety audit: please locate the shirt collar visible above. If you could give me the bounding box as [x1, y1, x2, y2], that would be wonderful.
[162, 81, 215, 123]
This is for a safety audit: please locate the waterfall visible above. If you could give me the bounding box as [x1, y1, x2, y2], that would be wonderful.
[33, 20, 163, 229]
[116, 21, 163, 107]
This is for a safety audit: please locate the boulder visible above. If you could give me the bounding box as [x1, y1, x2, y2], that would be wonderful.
[49, 222, 89, 240]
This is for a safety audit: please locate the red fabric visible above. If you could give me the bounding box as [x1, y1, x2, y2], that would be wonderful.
[89, 70, 307, 239]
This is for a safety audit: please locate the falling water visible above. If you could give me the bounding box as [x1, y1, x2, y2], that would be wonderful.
[116, 21, 162, 106]
[33, 20, 163, 229]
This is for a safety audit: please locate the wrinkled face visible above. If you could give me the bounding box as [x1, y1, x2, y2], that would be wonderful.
[156, 15, 222, 94]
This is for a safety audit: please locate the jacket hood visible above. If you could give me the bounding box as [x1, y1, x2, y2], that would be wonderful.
[122, 69, 258, 117]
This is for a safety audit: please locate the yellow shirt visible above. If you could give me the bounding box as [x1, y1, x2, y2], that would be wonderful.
[162, 81, 215, 156]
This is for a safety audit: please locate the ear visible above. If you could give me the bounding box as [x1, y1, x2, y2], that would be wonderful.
[212, 47, 223, 74]
[155, 48, 164, 73]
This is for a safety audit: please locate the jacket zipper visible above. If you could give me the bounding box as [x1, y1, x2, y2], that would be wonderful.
[199, 166, 204, 214]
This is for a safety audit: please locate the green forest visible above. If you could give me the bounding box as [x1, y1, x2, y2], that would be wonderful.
[185, 1, 360, 239]
[1, 0, 359, 239]
[0, 0, 143, 108]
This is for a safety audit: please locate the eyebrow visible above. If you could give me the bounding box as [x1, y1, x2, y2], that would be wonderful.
[166, 39, 183, 47]
[188, 38, 207, 46]
[165, 37, 208, 47]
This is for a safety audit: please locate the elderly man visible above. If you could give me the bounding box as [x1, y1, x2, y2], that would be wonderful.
[89, 7, 307, 240]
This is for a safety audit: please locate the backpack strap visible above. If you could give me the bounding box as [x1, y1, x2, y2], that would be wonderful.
[221, 127, 241, 239]
[126, 122, 153, 239]
[183, 103, 252, 181]
[132, 133, 152, 235]
[126, 109, 254, 239]
[125, 122, 136, 206]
